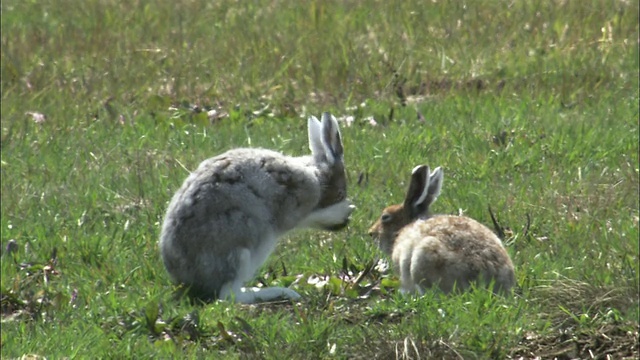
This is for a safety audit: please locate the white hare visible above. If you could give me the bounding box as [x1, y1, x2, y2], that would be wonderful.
[368, 165, 515, 295]
[160, 112, 354, 303]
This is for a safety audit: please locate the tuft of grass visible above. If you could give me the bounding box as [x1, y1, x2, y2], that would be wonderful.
[2, 0, 638, 358]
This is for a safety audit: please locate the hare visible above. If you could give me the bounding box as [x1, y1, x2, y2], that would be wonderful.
[160, 112, 355, 303]
[368, 165, 515, 295]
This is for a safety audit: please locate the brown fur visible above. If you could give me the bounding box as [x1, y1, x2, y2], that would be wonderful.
[368, 166, 516, 295]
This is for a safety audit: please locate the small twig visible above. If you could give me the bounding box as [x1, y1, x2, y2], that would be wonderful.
[523, 213, 532, 239]
[352, 260, 375, 286]
[488, 206, 505, 239]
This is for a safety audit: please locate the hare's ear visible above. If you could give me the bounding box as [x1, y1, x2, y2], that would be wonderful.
[308, 115, 324, 157]
[404, 165, 429, 216]
[308, 112, 343, 165]
[404, 165, 443, 217]
[426, 167, 443, 204]
[321, 112, 344, 164]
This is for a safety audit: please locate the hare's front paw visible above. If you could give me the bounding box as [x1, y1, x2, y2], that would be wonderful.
[328, 199, 356, 220]
[328, 200, 356, 230]
[299, 200, 355, 230]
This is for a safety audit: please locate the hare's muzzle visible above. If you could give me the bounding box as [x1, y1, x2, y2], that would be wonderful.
[368, 223, 380, 239]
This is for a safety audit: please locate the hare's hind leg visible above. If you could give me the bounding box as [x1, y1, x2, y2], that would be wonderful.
[236, 286, 302, 303]
[221, 282, 301, 304]
[219, 243, 301, 304]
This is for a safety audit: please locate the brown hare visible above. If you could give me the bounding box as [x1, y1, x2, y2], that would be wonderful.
[368, 165, 515, 295]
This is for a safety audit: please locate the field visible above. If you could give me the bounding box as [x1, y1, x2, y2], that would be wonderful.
[1, 0, 639, 358]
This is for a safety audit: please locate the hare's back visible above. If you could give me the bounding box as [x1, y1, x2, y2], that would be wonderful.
[167, 148, 320, 233]
[192, 148, 319, 203]
[409, 215, 507, 257]
[400, 215, 515, 293]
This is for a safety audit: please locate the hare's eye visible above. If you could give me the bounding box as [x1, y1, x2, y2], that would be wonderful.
[381, 213, 392, 223]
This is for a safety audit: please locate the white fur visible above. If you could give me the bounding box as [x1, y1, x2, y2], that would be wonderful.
[219, 244, 301, 303]
[297, 200, 356, 229]
[307, 115, 327, 162]
[427, 167, 443, 203]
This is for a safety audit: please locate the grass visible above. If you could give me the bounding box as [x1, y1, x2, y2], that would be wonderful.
[2, 0, 639, 358]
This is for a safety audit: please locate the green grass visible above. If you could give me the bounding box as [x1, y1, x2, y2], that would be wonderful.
[2, 0, 638, 358]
